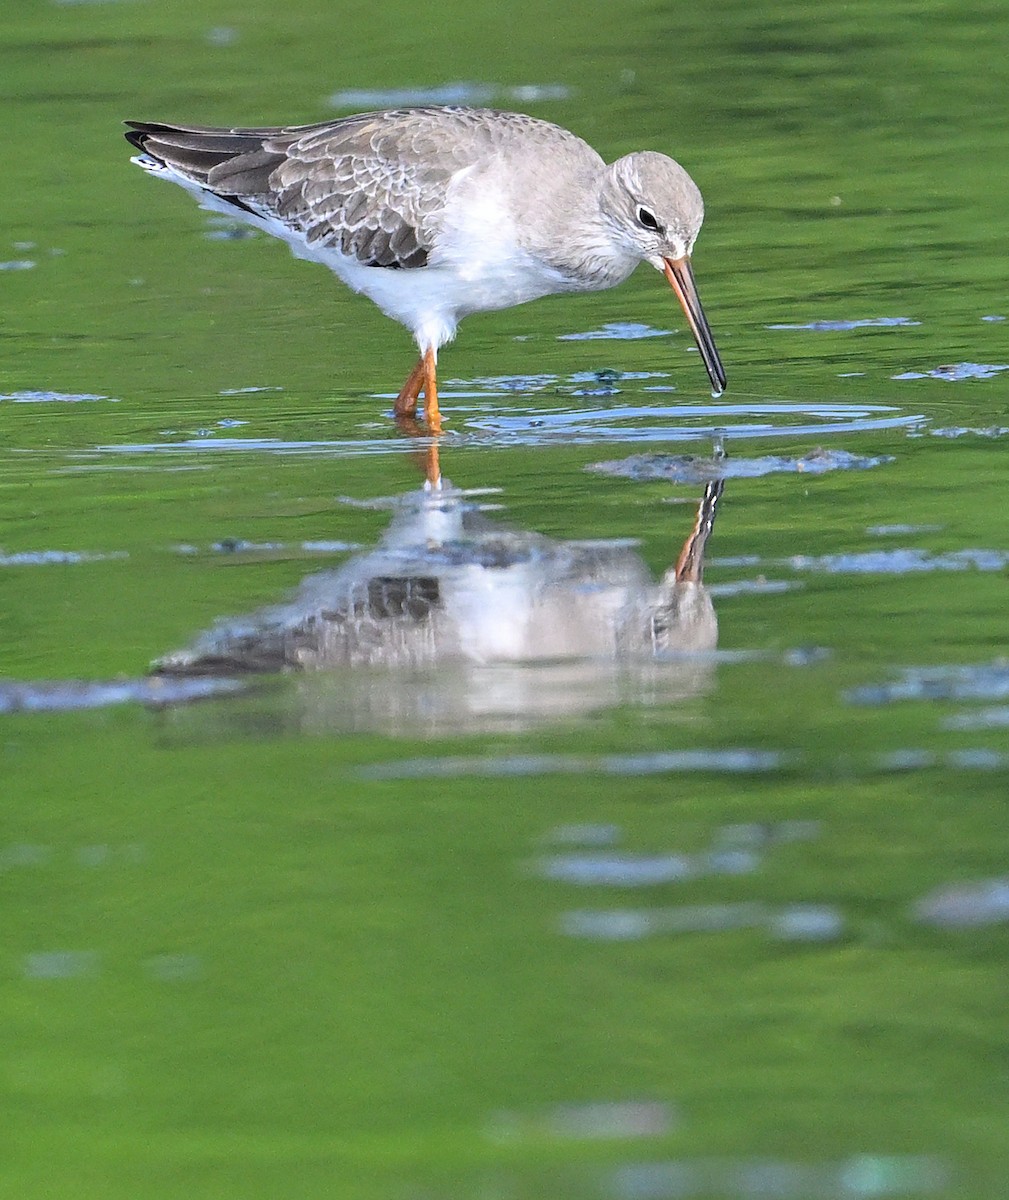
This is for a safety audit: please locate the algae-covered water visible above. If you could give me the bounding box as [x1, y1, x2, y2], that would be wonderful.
[2, 0, 1009, 1196]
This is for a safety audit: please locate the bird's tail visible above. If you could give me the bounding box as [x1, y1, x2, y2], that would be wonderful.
[123, 121, 291, 193]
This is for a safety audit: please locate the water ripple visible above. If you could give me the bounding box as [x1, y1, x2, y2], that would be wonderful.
[1, 390, 114, 403]
[589, 447, 893, 483]
[847, 661, 1009, 706]
[789, 548, 1009, 574]
[0, 548, 127, 566]
[356, 749, 783, 780]
[328, 82, 572, 108]
[0, 677, 243, 714]
[558, 322, 673, 340]
[606, 1154, 949, 1198]
[768, 316, 921, 331]
[894, 362, 1009, 381]
[464, 401, 923, 447]
[66, 400, 926, 458]
[915, 878, 1009, 928]
[560, 902, 844, 942]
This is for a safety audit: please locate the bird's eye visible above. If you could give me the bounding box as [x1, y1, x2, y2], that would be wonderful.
[637, 207, 661, 232]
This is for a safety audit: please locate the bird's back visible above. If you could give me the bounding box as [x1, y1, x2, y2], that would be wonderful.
[126, 108, 601, 270]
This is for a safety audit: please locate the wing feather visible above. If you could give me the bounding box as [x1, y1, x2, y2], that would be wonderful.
[126, 108, 582, 270]
[268, 117, 464, 268]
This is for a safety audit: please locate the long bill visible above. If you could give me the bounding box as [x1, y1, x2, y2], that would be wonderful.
[663, 256, 727, 397]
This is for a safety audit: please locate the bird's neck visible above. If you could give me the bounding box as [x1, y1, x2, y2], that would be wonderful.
[533, 164, 640, 290]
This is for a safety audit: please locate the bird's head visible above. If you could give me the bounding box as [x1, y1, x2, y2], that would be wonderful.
[602, 151, 726, 396]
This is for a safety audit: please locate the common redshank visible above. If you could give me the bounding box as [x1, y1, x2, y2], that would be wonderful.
[125, 107, 726, 431]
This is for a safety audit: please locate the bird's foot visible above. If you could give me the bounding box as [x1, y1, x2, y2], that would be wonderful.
[394, 348, 442, 433]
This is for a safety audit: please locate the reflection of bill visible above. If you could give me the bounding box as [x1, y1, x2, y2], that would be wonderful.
[155, 459, 723, 734]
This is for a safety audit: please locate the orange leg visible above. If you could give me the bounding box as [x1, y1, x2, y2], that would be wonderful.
[394, 356, 425, 418]
[393, 348, 443, 433]
[421, 346, 442, 434]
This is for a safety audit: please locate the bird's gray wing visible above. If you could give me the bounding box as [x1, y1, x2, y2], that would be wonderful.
[127, 108, 580, 269]
[260, 112, 478, 269]
[129, 109, 515, 269]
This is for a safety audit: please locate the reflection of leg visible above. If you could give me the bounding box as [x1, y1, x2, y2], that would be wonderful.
[394, 356, 425, 418]
[422, 346, 442, 434]
[673, 479, 724, 582]
[424, 440, 442, 488]
[393, 414, 443, 488]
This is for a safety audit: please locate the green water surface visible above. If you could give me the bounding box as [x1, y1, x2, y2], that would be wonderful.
[2, 0, 1008, 1196]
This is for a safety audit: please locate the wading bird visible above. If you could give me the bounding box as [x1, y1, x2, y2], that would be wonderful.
[126, 107, 726, 431]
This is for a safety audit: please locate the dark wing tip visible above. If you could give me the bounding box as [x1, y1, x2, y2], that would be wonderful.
[124, 121, 165, 151]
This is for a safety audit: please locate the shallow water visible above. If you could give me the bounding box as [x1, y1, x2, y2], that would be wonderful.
[2, 0, 1009, 1196]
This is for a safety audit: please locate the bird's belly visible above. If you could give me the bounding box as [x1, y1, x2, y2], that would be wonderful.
[311, 239, 569, 351]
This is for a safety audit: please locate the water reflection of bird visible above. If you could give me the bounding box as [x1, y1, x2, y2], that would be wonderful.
[154, 458, 723, 734]
[125, 107, 726, 431]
